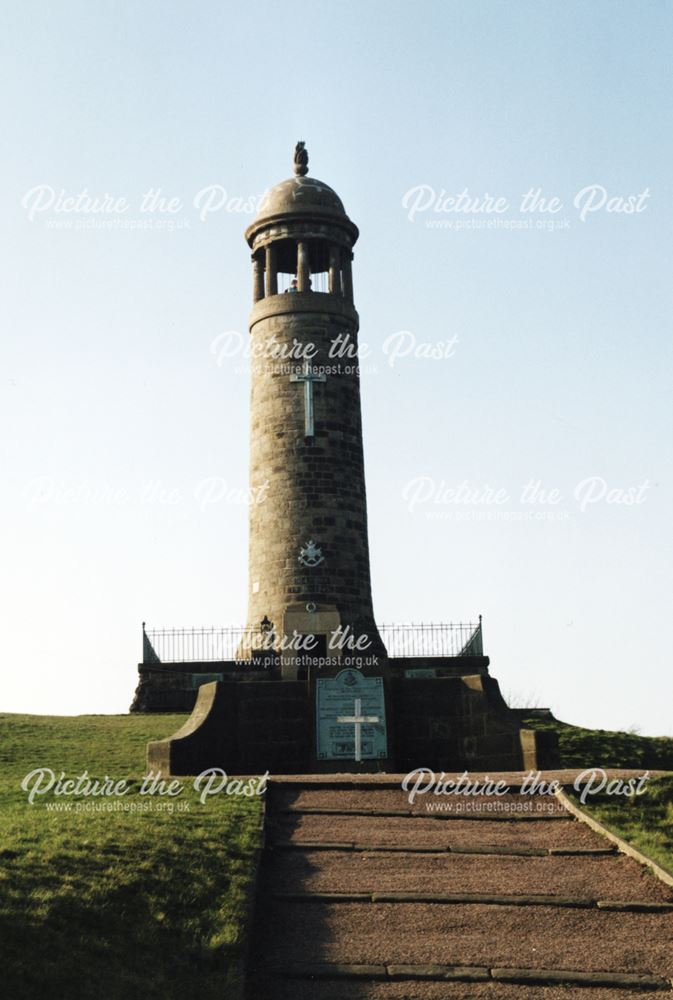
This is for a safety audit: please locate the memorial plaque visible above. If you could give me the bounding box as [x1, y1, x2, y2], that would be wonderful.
[316, 668, 387, 760]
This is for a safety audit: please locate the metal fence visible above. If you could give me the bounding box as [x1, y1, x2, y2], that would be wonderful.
[142, 618, 483, 664]
[379, 620, 482, 658]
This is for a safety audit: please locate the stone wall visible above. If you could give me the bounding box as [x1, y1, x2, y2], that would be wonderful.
[391, 674, 557, 772]
[130, 655, 491, 713]
[130, 662, 273, 713]
[142, 664, 559, 775]
[147, 681, 308, 776]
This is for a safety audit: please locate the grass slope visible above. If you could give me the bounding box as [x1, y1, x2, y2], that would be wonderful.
[521, 713, 673, 874]
[573, 776, 673, 877]
[0, 713, 262, 1000]
[521, 714, 673, 771]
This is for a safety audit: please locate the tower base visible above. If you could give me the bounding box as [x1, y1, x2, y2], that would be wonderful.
[145, 661, 559, 776]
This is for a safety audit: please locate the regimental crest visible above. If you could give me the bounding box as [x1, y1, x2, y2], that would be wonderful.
[298, 540, 325, 567]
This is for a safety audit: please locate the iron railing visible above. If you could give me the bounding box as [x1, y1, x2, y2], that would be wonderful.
[142, 618, 483, 664]
[379, 620, 482, 658]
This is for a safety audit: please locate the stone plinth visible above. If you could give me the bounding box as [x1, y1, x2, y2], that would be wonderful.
[143, 661, 558, 776]
[147, 680, 308, 776]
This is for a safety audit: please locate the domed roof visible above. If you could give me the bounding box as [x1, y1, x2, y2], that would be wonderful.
[256, 175, 346, 221]
[246, 143, 358, 247]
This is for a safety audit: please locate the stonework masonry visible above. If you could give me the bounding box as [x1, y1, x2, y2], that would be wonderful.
[245, 297, 382, 650]
[241, 160, 385, 656]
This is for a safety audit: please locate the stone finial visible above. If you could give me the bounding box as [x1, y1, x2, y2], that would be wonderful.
[294, 141, 309, 176]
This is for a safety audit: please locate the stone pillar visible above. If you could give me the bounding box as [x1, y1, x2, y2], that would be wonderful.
[297, 241, 310, 291]
[265, 244, 277, 296]
[328, 245, 341, 294]
[342, 252, 354, 302]
[252, 254, 264, 302]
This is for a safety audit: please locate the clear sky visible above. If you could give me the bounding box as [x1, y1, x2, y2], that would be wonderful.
[1, 1, 671, 735]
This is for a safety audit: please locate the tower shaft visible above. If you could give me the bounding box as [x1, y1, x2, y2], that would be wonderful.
[243, 147, 384, 662]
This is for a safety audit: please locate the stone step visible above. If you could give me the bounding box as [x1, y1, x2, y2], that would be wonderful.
[247, 976, 671, 1000]
[251, 898, 673, 978]
[271, 962, 672, 991]
[272, 786, 570, 817]
[270, 812, 607, 851]
[264, 848, 673, 902]
[271, 889, 673, 912]
[271, 839, 616, 857]
[279, 804, 570, 821]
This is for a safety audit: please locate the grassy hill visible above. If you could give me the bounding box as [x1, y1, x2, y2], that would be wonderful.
[2, 711, 672, 996]
[574, 774, 673, 877]
[521, 712, 673, 874]
[520, 712, 673, 771]
[0, 713, 262, 1000]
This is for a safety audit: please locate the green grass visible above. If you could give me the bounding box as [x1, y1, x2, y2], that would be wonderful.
[0, 714, 263, 1000]
[570, 775, 673, 877]
[520, 714, 673, 770]
[520, 713, 673, 875]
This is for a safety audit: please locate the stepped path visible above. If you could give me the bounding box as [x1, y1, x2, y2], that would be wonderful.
[245, 774, 673, 1000]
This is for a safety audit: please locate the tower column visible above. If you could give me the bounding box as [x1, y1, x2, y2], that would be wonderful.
[265, 244, 277, 296]
[328, 245, 341, 294]
[252, 254, 264, 302]
[342, 251, 354, 302]
[297, 240, 310, 291]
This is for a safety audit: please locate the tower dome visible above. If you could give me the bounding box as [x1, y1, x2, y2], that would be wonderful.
[253, 174, 346, 223]
[245, 141, 358, 250]
[245, 142, 358, 301]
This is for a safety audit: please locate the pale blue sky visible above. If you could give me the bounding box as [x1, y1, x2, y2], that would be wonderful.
[1, 1, 671, 734]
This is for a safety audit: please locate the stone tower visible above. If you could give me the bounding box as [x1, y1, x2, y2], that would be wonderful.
[142, 144, 559, 777]
[242, 143, 385, 665]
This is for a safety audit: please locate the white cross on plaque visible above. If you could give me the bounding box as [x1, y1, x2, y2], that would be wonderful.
[336, 696, 380, 763]
[290, 362, 327, 438]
